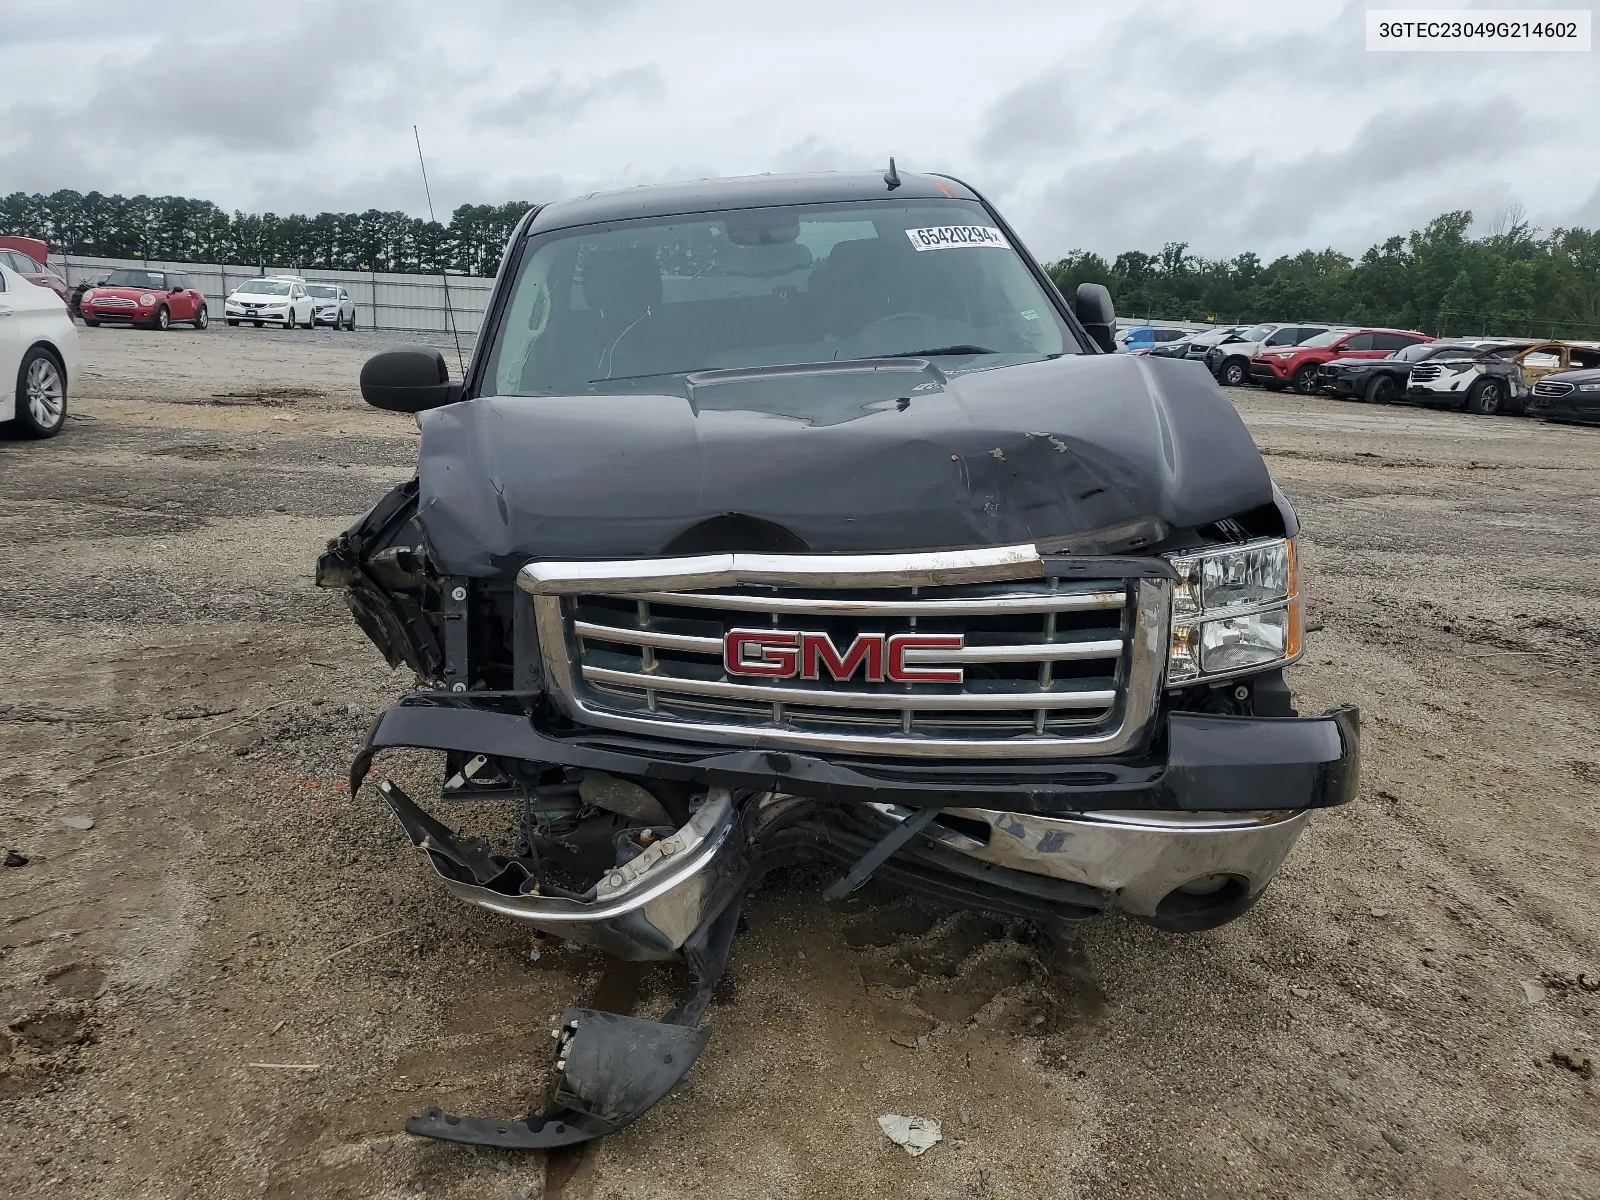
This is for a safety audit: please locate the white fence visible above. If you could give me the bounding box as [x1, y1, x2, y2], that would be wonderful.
[48, 253, 493, 336]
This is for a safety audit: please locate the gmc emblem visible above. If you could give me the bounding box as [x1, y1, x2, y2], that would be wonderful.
[724, 629, 964, 684]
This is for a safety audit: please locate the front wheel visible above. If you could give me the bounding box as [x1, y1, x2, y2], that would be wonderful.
[346, 310, 357, 331]
[1291, 364, 1320, 395]
[151, 305, 170, 332]
[193, 304, 209, 330]
[285, 309, 295, 330]
[1364, 374, 1399, 405]
[1220, 359, 1247, 387]
[1467, 378, 1505, 415]
[83, 317, 100, 328]
[12, 347, 68, 438]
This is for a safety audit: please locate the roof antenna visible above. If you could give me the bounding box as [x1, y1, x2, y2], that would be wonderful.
[884, 156, 901, 191]
[414, 124, 466, 378]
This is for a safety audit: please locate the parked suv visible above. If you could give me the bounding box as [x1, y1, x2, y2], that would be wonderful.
[79, 268, 209, 330]
[1251, 328, 1429, 393]
[1208, 323, 1334, 388]
[315, 170, 1359, 1152]
[308, 283, 357, 329]
[1406, 341, 1600, 415]
[1318, 340, 1484, 403]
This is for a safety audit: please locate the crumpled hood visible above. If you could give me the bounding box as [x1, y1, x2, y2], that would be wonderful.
[415, 353, 1274, 575]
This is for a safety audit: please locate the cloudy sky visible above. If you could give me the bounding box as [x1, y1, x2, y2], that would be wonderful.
[2, 0, 1596, 262]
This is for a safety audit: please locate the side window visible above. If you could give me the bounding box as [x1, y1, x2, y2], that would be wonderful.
[1392, 334, 1422, 348]
[1263, 328, 1295, 346]
[1371, 333, 1407, 351]
[1341, 333, 1375, 351]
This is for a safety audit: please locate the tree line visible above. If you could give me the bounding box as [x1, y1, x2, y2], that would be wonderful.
[1045, 210, 1600, 341]
[5, 190, 1599, 339]
[0, 190, 534, 278]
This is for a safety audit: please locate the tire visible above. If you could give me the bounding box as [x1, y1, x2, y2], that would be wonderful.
[285, 309, 296, 330]
[347, 310, 357, 331]
[1363, 374, 1399, 405]
[151, 305, 170, 332]
[1466, 378, 1505, 415]
[193, 304, 208, 330]
[1291, 364, 1319, 395]
[1220, 358, 1247, 388]
[12, 346, 68, 438]
[83, 318, 100, 328]
[226, 318, 240, 327]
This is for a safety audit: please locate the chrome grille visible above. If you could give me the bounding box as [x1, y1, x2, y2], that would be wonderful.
[522, 548, 1167, 759]
[1534, 379, 1574, 397]
[1409, 364, 1442, 382]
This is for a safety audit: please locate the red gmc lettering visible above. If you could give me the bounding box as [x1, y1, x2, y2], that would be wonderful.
[725, 629, 964, 683]
[886, 633, 965, 683]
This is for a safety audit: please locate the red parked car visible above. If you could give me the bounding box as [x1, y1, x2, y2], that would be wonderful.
[1250, 327, 1431, 394]
[79, 267, 209, 331]
[0, 235, 71, 306]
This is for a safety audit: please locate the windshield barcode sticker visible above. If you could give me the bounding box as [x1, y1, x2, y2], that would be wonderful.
[905, 226, 1010, 252]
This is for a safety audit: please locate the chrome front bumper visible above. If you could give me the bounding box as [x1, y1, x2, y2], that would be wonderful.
[383, 769, 1308, 950]
[866, 801, 1308, 921]
[377, 780, 748, 961]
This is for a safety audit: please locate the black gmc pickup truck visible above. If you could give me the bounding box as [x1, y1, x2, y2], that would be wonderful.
[316, 169, 1359, 1149]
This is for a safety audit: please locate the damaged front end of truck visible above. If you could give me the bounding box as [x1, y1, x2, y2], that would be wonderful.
[314, 170, 1359, 1150]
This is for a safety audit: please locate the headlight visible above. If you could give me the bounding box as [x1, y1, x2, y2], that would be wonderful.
[1578, 383, 1600, 392]
[140, 294, 155, 306]
[1165, 538, 1300, 683]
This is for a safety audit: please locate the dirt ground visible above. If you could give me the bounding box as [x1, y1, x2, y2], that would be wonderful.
[2, 325, 1597, 1200]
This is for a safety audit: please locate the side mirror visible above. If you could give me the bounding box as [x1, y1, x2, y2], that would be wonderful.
[171, 284, 184, 293]
[360, 346, 465, 413]
[1074, 283, 1117, 353]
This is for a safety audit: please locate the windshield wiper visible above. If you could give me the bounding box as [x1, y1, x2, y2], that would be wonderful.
[867, 345, 997, 359]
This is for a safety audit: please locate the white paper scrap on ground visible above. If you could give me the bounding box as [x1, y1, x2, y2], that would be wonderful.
[877, 1113, 942, 1156]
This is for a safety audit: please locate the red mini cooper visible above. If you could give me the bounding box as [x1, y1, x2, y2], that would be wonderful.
[80, 267, 209, 331]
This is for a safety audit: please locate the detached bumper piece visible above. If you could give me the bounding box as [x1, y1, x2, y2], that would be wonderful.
[383, 776, 744, 1149]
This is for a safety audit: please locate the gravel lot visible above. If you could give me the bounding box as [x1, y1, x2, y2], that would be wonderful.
[2, 325, 1597, 1200]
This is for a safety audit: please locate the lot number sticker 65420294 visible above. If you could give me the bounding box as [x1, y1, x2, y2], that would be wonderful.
[904, 226, 1011, 251]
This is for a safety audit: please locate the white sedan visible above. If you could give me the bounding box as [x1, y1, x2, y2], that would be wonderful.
[224, 277, 316, 328]
[0, 259, 79, 438]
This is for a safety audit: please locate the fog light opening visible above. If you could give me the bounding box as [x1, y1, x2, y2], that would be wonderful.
[1147, 874, 1254, 932]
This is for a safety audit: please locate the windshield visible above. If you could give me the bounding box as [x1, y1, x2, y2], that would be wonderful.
[485, 199, 1076, 396]
[308, 285, 337, 298]
[238, 280, 291, 296]
[1239, 324, 1274, 341]
[1300, 329, 1347, 348]
[104, 269, 166, 289]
